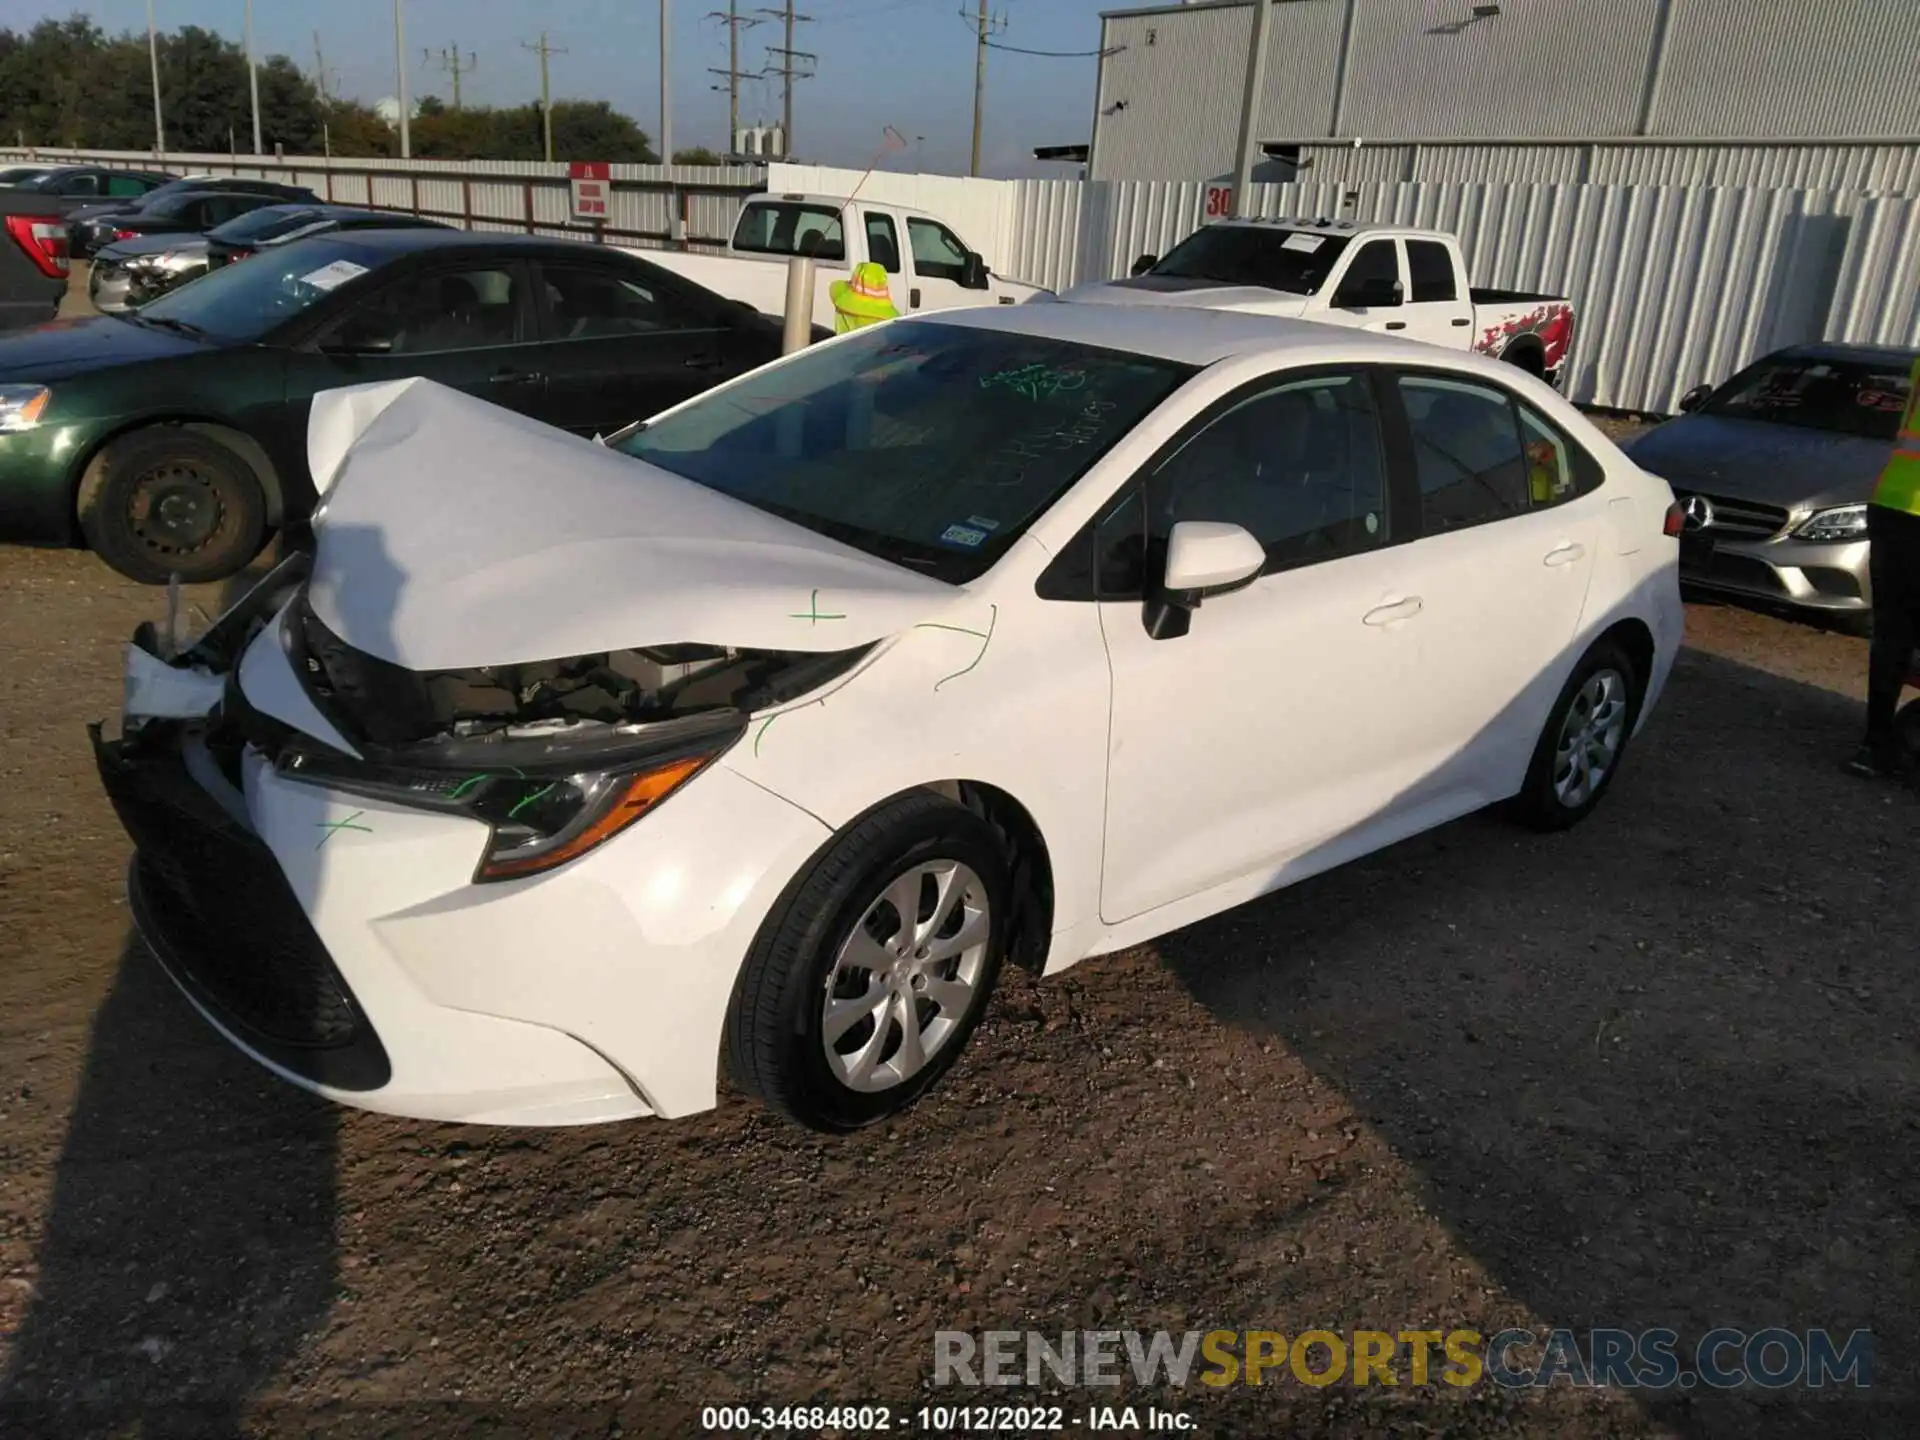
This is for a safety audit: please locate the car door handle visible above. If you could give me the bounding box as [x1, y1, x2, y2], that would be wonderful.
[910, 287, 922, 309]
[1451, 317, 1471, 327]
[1544, 541, 1586, 567]
[1384, 321, 1407, 331]
[489, 367, 542, 387]
[1363, 596, 1423, 626]
[683, 352, 727, 371]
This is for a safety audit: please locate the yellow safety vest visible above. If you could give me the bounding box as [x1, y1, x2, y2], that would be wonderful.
[1869, 353, 1920, 517]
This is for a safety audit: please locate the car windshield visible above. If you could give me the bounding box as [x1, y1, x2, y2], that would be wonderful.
[133, 236, 381, 342]
[1150, 226, 1352, 294]
[1704, 356, 1912, 440]
[209, 207, 320, 244]
[614, 320, 1193, 584]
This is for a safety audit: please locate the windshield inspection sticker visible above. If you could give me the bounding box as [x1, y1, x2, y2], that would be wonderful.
[299, 259, 371, 291]
[965, 515, 1001, 532]
[1281, 232, 1325, 253]
[939, 523, 989, 548]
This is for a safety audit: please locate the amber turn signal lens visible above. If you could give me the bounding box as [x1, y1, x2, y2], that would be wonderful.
[476, 754, 708, 882]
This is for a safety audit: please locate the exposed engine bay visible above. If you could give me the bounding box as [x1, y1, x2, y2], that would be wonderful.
[290, 595, 869, 753]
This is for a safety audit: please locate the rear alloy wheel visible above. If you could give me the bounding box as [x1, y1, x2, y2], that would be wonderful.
[1509, 640, 1641, 831]
[728, 792, 1010, 1131]
[78, 428, 268, 585]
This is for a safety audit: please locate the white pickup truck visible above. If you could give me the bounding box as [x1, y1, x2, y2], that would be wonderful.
[1059, 219, 1578, 388]
[641, 192, 1046, 332]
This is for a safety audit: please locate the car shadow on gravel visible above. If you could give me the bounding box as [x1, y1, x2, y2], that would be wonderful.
[0, 936, 340, 1438]
[0, 560, 345, 1438]
[1154, 646, 1917, 1440]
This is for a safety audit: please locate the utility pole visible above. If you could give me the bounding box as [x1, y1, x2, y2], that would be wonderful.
[660, 1, 674, 163]
[313, 31, 336, 107]
[147, 0, 166, 155]
[707, 4, 760, 159]
[967, 1, 1005, 178]
[1230, 0, 1275, 216]
[523, 32, 568, 163]
[426, 40, 478, 110]
[759, 4, 813, 160]
[394, 0, 410, 158]
[245, 0, 262, 154]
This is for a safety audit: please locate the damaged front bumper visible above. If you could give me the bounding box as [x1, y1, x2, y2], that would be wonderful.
[96, 561, 838, 1124]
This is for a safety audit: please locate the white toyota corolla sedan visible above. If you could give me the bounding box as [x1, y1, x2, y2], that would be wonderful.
[96, 303, 1683, 1132]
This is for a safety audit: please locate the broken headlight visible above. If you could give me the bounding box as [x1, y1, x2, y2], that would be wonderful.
[277, 712, 741, 883]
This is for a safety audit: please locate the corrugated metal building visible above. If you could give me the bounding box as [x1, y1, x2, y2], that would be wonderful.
[1086, 0, 1920, 192]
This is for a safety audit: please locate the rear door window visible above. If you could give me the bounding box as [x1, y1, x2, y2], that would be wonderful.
[1406, 240, 1457, 303]
[538, 263, 720, 338]
[732, 202, 845, 261]
[1398, 375, 1530, 531]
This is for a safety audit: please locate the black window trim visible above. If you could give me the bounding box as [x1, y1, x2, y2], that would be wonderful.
[1036, 363, 1420, 603]
[1379, 363, 1605, 540]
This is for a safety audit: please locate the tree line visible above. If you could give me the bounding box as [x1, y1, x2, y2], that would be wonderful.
[0, 16, 726, 165]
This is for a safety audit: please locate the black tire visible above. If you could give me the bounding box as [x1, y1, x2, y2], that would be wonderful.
[77, 428, 269, 585]
[727, 790, 1011, 1132]
[1507, 639, 1643, 832]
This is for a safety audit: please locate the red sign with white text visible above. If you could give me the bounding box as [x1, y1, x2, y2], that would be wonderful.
[569, 161, 611, 221]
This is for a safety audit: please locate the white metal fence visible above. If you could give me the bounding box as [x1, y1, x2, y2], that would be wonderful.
[9, 147, 1919, 414]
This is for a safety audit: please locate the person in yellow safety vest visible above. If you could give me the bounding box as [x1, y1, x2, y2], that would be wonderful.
[829, 262, 898, 334]
[1526, 438, 1563, 505]
[1846, 350, 1920, 779]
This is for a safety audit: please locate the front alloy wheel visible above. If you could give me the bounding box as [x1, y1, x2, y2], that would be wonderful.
[823, 860, 992, 1093]
[729, 792, 1010, 1131]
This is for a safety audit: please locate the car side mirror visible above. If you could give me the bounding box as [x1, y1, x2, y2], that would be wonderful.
[1130, 253, 1158, 278]
[1335, 277, 1402, 310]
[1678, 384, 1711, 413]
[959, 251, 990, 290]
[1144, 521, 1266, 640]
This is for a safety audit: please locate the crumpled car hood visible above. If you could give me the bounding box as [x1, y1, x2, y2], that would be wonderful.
[305, 377, 957, 671]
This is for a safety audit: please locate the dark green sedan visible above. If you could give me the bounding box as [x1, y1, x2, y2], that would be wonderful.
[0, 228, 792, 582]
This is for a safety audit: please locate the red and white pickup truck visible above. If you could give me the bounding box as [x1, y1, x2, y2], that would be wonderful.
[1059, 219, 1577, 388]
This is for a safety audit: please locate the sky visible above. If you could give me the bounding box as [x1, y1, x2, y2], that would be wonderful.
[4, 0, 1117, 174]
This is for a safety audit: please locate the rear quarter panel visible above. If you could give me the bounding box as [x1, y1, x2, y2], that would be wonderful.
[0, 192, 69, 330]
[1471, 297, 1576, 378]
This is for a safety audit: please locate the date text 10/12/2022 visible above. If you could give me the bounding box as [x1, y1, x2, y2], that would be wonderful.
[700, 1405, 1195, 1432]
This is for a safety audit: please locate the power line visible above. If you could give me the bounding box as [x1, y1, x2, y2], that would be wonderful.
[424, 39, 477, 109]
[706, 3, 762, 157]
[522, 31, 568, 162]
[985, 38, 1123, 57]
[759, 4, 814, 159]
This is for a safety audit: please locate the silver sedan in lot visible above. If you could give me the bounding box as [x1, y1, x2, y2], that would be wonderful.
[1626, 342, 1916, 622]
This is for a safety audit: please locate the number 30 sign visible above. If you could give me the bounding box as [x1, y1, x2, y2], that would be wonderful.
[1204, 183, 1234, 219]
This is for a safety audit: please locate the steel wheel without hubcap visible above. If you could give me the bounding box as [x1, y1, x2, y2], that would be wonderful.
[822, 859, 991, 1093]
[1553, 668, 1627, 809]
[128, 461, 227, 560]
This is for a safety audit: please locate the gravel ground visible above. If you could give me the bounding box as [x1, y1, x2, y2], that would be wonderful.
[0, 541, 1913, 1440]
[0, 304, 1914, 1437]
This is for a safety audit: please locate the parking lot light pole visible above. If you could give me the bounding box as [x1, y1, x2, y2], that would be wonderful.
[246, 0, 262, 155]
[147, 0, 166, 156]
[395, 0, 412, 159]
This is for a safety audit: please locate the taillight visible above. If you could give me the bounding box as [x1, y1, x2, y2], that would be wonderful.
[112, 228, 138, 241]
[229, 248, 254, 262]
[1662, 501, 1686, 537]
[4, 214, 69, 279]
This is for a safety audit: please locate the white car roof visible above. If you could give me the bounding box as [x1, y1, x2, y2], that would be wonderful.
[919, 300, 1498, 376]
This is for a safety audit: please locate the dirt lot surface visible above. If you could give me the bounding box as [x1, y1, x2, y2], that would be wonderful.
[0, 302, 1913, 1437]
